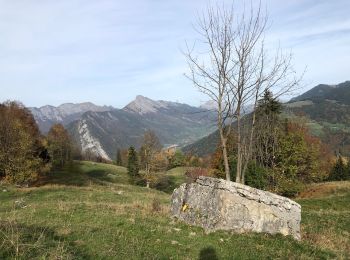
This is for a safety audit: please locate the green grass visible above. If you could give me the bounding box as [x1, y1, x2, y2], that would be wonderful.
[0, 161, 349, 259]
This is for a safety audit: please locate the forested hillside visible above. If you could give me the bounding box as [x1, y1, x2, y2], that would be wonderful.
[184, 81, 350, 157]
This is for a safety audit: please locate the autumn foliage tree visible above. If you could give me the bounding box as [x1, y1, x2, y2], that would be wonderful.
[0, 101, 49, 184]
[139, 130, 165, 188]
[47, 124, 72, 168]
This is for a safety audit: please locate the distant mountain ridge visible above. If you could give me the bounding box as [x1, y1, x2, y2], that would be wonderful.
[184, 81, 350, 157]
[66, 96, 216, 160]
[28, 97, 216, 160]
[29, 102, 114, 133]
[290, 81, 350, 104]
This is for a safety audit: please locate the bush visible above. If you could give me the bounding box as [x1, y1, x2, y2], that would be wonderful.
[154, 174, 171, 189]
[274, 177, 304, 198]
[151, 198, 162, 213]
[185, 168, 210, 183]
[211, 169, 225, 179]
[168, 150, 185, 169]
[245, 162, 269, 190]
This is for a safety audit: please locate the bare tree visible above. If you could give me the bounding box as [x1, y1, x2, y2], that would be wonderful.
[185, 2, 301, 183]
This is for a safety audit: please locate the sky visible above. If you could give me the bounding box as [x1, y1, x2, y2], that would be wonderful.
[0, 0, 349, 108]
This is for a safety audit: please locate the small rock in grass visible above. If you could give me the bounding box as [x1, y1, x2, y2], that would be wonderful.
[189, 232, 196, 236]
[219, 238, 224, 243]
[171, 240, 179, 245]
[173, 228, 181, 232]
[156, 239, 161, 243]
[2, 189, 7, 192]
[74, 240, 85, 245]
[14, 198, 27, 209]
[116, 191, 123, 195]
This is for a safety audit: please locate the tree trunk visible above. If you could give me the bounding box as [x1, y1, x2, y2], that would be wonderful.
[219, 129, 231, 181]
[236, 114, 242, 183]
[222, 141, 231, 181]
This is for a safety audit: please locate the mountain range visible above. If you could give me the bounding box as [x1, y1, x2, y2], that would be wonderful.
[29, 102, 114, 133]
[183, 81, 350, 157]
[30, 96, 215, 160]
[29, 81, 350, 160]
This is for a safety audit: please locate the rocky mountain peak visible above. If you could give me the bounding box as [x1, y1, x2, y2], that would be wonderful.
[123, 95, 168, 115]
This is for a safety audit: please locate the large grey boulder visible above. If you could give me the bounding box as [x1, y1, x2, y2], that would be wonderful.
[171, 176, 301, 240]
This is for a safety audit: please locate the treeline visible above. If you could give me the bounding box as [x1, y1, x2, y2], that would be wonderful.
[0, 101, 75, 185]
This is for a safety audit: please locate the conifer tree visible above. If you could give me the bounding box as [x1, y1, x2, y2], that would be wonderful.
[127, 146, 139, 180]
[329, 156, 347, 181]
[116, 149, 122, 166]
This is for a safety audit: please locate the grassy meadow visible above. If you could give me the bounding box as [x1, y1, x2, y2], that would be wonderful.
[0, 161, 349, 259]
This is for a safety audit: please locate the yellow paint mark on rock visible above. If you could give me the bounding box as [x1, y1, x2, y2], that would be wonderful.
[182, 204, 189, 212]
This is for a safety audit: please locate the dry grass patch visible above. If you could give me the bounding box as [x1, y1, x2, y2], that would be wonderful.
[302, 226, 349, 258]
[298, 181, 350, 199]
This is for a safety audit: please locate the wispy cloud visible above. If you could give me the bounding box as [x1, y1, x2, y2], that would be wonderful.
[0, 0, 349, 107]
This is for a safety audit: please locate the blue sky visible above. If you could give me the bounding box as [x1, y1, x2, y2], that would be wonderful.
[0, 0, 349, 108]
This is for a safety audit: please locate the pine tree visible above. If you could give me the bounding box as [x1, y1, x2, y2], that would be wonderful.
[254, 89, 282, 169]
[127, 146, 139, 181]
[329, 156, 346, 181]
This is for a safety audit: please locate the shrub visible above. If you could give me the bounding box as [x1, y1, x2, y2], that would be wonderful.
[168, 150, 185, 169]
[185, 168, 210, 183]
[245, 162, 269, 190]
[274, 176, 304, 198]
[151, 198, 161, 213]
[153, 174, 172, 191]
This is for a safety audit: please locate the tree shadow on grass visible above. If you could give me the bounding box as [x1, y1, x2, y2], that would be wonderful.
[0, 221, 90, 259]
[199, 246, 218, 260]
[154, 175, 178, 194]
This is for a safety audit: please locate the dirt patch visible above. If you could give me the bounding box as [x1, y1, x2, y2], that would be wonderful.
[298, 181, 350, 199]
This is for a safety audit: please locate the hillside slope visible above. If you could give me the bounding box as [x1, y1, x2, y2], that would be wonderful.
[0, 161, 348, 259]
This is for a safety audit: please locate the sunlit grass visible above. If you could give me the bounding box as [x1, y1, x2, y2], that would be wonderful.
[0, 161, 348, 259]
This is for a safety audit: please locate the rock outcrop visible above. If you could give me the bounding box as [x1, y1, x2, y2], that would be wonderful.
[171, 177, 301, 240]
